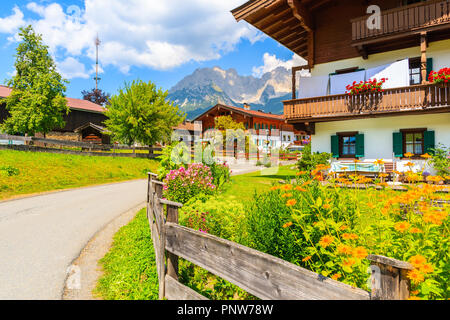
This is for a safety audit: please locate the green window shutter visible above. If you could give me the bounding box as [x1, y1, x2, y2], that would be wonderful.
[254, 124, 257, 130]
[426, 58, 433, 80]
[393, 132, 403, 158]
[355, 134, 365, 158]
[424, 130, 435, 155]
[331, 135, 339, 158]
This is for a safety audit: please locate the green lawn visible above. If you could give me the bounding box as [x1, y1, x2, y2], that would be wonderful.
[0, 149, 159, 200]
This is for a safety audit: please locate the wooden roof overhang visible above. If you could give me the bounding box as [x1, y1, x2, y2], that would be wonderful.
[194, 104, 285, 122]
[231, 0, 332, 67]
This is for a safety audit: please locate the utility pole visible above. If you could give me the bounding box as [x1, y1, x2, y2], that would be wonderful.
[94, 35, 101, 91]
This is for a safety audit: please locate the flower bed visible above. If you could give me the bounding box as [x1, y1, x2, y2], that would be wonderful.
[245, 168, 449, 300]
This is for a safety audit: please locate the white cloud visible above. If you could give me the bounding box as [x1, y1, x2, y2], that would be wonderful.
[0, 6, 26, 34]
[252, 53, 307, 77]
[57, 57, 90, 79]
[0, 0, 262, 74]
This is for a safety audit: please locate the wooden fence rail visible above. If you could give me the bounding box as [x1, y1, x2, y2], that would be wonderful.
[0, 134, 162, 158]
[146, 172, 414, 300]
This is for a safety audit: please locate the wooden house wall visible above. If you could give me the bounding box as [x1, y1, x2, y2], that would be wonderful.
[313, 0, 401, 65]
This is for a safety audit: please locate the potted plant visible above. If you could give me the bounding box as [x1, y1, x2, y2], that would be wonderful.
[346, 78, 387, 113]
[428, 68, 450, 87]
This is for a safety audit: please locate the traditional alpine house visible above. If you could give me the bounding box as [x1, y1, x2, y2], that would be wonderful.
[232, 0, 450, 174]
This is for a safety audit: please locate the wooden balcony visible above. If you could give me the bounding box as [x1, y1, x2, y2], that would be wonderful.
[284, 83, 450, 123]
[352, 0, 450, 45]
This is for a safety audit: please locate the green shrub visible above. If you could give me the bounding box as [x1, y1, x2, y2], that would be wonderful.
[297, 144, 331, 172]
[430, 144, 450, 177]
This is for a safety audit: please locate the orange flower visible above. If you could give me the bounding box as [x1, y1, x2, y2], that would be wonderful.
[394, 221, 411, 233]
[319, 235, 334, 248]
[409, 228, 423, 234]
[337, 244, 353, 255]
[374, 159, 385, 165]
[270, 186, 280, 191]
[340, 225, 348, 231]
[407, 269, 425, 284]
[342, 233, 358, 240]
[282, 184, 293, 191]
[322, 204, 331, 210]
[282, 193, 293, 198]
[409, 255, 427, 268]
[404, 152, 414, 158]
[352, 246, 368, 259]
[420, 153, 432, 159]
[419, 263, 434, 274]
[286, 199, 297, 207]
[295, 186, 307, 192]
[353, 159, 361, 163]
[331, 274, 342, 281]
[405, 161, 415, 167]
[342, 258, 356, 268]
[302, 256, 312, 262]
[296, 171, 308, 176]
[378, 173, 389, 178]
[282, 221, 293, 228]
[408, 296, 421, 300]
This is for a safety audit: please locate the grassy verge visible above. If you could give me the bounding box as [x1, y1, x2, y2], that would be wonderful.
[94, 208, 159, 300]
[0, 149, 159, 201]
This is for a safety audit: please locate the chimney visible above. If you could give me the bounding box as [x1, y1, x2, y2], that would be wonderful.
[243, 103, 250, 110]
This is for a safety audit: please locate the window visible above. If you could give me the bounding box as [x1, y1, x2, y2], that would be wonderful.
[340, 134, 357, 158]
[409, 57, 421, 85]
[283, 135, 286, 141]
[288, 136, 291, 142]
[331, 132, 365, 158]
[402, 129, 425, 156]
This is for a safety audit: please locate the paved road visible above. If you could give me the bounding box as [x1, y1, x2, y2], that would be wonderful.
[0, 180, 147, 300]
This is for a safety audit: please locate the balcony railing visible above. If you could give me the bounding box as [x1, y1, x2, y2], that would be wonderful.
[284, 83, 449, 121]
[351, 0, 450, 43]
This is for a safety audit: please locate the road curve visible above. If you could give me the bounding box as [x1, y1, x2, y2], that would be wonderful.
[0, 179, 147, 300]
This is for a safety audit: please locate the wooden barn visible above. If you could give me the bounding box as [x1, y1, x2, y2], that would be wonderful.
[0, 85, 108, 142]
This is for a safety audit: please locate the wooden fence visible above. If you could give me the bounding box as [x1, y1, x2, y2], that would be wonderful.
[0, 134, 162, 159]
[146, 172, 414, 300]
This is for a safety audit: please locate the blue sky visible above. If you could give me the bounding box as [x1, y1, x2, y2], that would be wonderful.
[0, 0, 305, 99]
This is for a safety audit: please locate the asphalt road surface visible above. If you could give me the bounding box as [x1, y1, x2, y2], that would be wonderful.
[0, 179, 147, 300]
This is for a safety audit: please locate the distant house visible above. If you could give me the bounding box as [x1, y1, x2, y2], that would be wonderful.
[194, 103, 308, 152]
[173, 121, 196, 144]
[232, 0, 450, 173]
[0, 85, 108, 142]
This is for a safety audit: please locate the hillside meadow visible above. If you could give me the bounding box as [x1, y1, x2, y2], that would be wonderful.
[0, 149, 159, 201]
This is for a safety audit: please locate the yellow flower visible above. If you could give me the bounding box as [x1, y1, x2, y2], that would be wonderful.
[420, 153, 432, 159]
[286, 199, 297, 207]
[352, 246, 368, 259]
[404, 152, 414, 158]
[283, 222, 293, 228]
[407, 269, 425, 284]
[302, 256, 312, 262]
[409, 255, 427, 268]
[319, 235, 334, 248]
[331, 274, 342, 281]
[394, 221, 411, 233]
[374, 159, 385, 165]
[408, 296, 421, 300]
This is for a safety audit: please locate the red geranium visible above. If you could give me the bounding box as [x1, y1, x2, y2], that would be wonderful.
[345, 78, 387, 96]
[428, 68, 450, 84]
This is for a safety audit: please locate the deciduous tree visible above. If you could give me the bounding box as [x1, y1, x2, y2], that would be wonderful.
[1, 25, 69, 137]
[105, 80, 184, 146]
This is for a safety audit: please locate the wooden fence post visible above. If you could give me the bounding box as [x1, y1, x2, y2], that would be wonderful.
[166, 203, 181, 281]
[367, 255, 413, 300]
